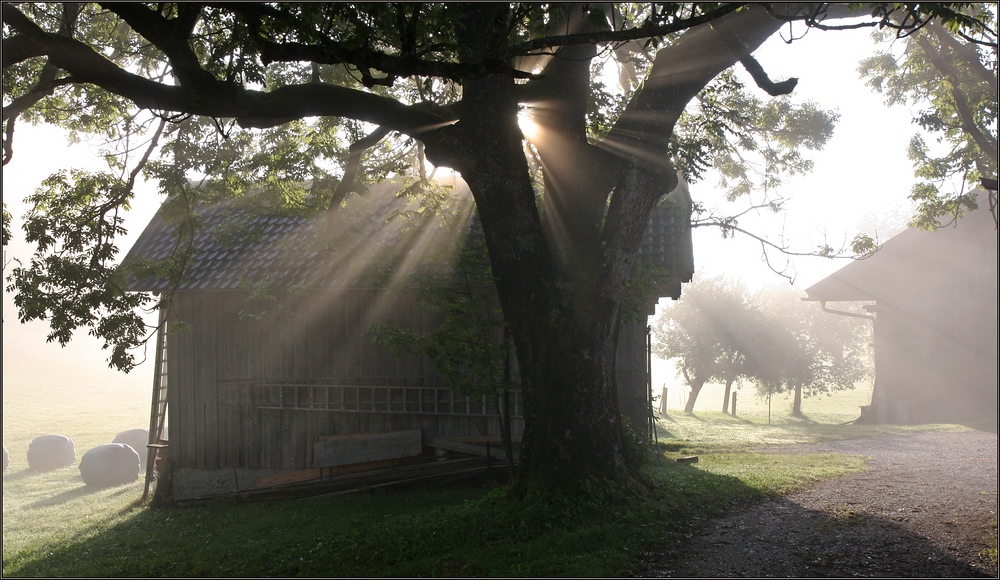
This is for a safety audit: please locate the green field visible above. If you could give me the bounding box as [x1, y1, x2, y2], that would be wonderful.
[3, 376, 958, 577]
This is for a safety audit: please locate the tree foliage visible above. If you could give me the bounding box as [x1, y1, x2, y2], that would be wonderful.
[858, 3, 998, 229]
[752, 285, 873, 416]
[652, 275, 767, 413]
[653, 277, 872, 416]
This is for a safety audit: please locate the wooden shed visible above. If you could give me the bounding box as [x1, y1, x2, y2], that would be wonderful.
[804, 191, 998, 424]
[123, 174, 694, 501]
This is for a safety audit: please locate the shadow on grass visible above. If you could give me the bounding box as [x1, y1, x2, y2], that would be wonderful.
[0, 463, 776, 577]
[788, 413, 818, 424]
[8, 452, 991, 578]
[25, 483, 105, 509]
[3, 468, 42, 482]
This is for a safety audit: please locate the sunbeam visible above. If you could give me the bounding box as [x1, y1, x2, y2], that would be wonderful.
[518, 110, 539, 141]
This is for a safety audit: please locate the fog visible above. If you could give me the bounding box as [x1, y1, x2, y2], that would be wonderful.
[0, 25, 983, 433]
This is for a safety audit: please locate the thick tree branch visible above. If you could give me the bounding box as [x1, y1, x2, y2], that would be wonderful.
[739, 54, 798, 96]
[2, 114, 14, 166]
[329, 126, 392, 210]
[1, 70, 74, 121]
[257, 40, 538, 84]
[99, 3, 220, 93]
[508, 3, 747, 56]
[913, 31, 999, 161]
[602, 5, 787, 177]
[2, 34, 47, 67]
[1, 3, 456, 137]
[927, 22, 997, 94]
[223, 3, 746, 85]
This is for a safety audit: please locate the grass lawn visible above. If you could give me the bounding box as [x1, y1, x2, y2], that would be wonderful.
[3, 377, 963, 577]
[655, 383, 960, 455]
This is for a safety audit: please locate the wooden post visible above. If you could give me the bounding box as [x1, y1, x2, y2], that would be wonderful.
[646, 326, 654, 441]
[731, 391, 737, 417]
[659, 386, 668, 415]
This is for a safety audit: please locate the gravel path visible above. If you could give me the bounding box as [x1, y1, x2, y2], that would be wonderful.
[637, 429, 998, 578]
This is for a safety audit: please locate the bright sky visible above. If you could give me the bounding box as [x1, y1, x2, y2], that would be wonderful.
[2, 23, 932, 397]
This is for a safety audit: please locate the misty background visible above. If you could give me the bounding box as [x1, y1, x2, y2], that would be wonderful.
[3, 25, 933, 407]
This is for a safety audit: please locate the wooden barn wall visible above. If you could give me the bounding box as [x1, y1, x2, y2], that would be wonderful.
[873, 238, 998, 424]
[616, 322, 650, 430]
[168, 289, 652, 470]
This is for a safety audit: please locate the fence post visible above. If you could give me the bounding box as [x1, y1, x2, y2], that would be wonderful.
[659, 386, 668, 414]
[731, 392, 737, 417]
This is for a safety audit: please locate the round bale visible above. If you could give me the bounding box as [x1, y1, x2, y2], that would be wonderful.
[27, 434, 76, 471]
[112, 428, 149, 469]
[79, 443, 140, 488]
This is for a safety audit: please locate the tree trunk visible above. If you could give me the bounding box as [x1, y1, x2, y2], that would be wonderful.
[447, 6, 631, 497]
[722, 377, 734, 414]
[500, 326, 515, 483]
[683, 377, 706, 414]
[429, 3, 800, 498]
[792, 383, 803, 417]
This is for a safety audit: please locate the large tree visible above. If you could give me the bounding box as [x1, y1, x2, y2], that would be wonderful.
[2, 3, 991, 495]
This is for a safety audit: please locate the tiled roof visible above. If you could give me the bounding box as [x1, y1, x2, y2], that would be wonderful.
[639, 182, 695, 297]
[122, 175, 693, 298]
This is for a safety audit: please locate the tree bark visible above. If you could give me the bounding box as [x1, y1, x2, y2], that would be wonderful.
[722, 377, 734, 414]
[792, 383, 803, 417]
[683, 369, 706, 414]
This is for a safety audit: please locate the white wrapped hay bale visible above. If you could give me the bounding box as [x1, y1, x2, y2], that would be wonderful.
[112, 429, 149, 469]
[79, 443, 140, 487]
[27, 434, 76, 471]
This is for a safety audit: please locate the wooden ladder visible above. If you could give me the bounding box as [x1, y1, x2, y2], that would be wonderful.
[142, 310, 169, 502]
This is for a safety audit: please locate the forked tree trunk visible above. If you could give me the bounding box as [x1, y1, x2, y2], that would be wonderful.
[425, 2, 802, 497]
[449, 65, 632, 497]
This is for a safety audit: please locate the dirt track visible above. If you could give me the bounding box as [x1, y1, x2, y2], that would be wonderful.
[636, 429, 998, 578]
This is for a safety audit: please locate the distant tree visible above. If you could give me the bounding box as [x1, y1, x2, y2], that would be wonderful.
[652, 275, 766, 414]
[858, 3, 998, 229]
[752, 286, 873, 417]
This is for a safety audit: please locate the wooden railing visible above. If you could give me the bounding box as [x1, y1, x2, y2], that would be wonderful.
[252, 380, 522, 418]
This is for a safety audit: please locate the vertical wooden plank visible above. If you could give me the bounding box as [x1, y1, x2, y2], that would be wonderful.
[294, 412, 309, 469]
[191, 293, 206, 470]
[203, 294, 220, 469]
[295, 311, 308, 379]
[165, 302, 183, 468]
[171, 293, 184, 468]
[181, 292, 198, 469]
[249, 293, 263, 382]
[246, 383, 261, 469]
[239, 296, 250, 381]
[280, 409, 294, 469]
[218, 294, 235, 381]
[258, 407, 274, 469]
